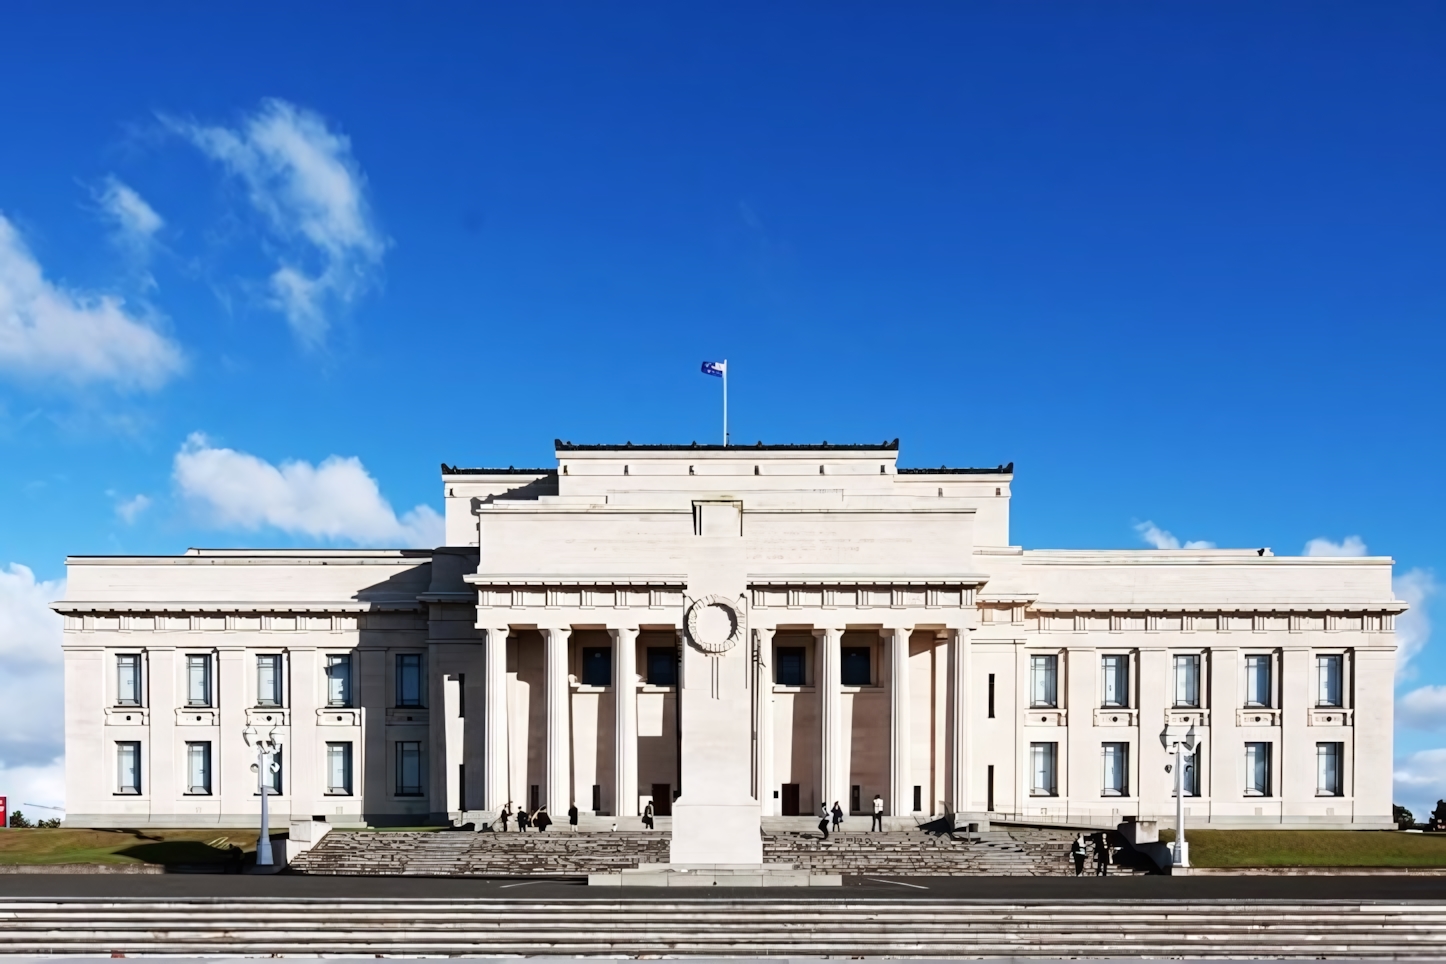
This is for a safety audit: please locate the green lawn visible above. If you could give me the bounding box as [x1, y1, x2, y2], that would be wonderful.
[1160, 829, 1446, 867]
[0, 828, 272, 866]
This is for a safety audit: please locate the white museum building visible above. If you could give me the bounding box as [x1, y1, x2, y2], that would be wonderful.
[58, 440, 1400, 836]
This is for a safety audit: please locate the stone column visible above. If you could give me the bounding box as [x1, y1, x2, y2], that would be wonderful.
[888, 626, 913, 816]
[612, 626, 639, 818]
[483, 626, 510, 810]
[816, 626, 844, 815]
[543, 626, 572, 816]
[754, 627, 775, 814]
[947, 626, 970, 818]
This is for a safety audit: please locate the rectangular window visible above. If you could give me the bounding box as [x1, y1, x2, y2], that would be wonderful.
[1030, 742, 1058, 796]
[395, 653, 423, 707]
[646, 647, 677, 686]
[186, 741, 212, 794]
[186, 654, 212, 707]
[987, 673, 996, 718]
[841, 647, 871, 686]
[256, 654, 282, 707]
[1245, 655, 1272, 707]
[1317, 742, 1343, 796]
[395, 741, 423, 796]
[850, 784, 861, 813]
[326, 742, 353, 794]
[1317, 655, 1344, 708]
[117, 741, 140, 794]
[116, 654, 142, 706]
[986, 764, 995, 811]
[1101, 654, 1129, 708]
[260, 748, 282, 794]
[1102, 742, 1128, 796]
[1245, 742, 1272, 796]
[912, 785, 922, 812]
[582, 647, 612, 687]
[1173, 654, 1200, 708]
[1029, 655, 1058, 708]
[326, 655, 352, 707]
[776, 647, 807, 686]
[1175, 752, 1200, 797]
[591, 783, 602, 813]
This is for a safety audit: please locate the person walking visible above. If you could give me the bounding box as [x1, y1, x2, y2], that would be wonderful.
[871, 794, 884, 832]
[568, 803, 579, 832]
[818, 803, 831, 840]
[1070, 833, 1088, 876]
[535, 806, 552, 832]
[498, 803, 511, 833]
[831, 801, 844, 833]
[642, 801, 655, 830]
[1092, 833, 1109, 876]
[518, 807, 531, 831]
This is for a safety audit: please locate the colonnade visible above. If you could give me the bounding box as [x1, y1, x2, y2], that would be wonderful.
[474, 622, 970, 820]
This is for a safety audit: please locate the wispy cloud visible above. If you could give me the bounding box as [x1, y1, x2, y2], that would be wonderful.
[0, 213, 184, 391]
[1399, 685, 1446, 731]
[1395, 567, 1437, 679]
[166, 99, 386, 347]
[173, 432, 441, 547]
[93, 176, 163, 250]
[1394, 747, 1446, 818]
[113, 493, 151, 524]
[0, 563, 66, 808]
[1134, 520, 1215, 550]
[1304, 535, 1369, 557]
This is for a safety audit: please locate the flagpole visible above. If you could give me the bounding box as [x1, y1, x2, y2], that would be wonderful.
[723, 360, 728, 447]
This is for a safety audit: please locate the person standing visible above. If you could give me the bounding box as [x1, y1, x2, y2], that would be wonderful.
[831, 801, 844, 833]
[1092, 834, 1109, 876]
[535, 806, 552, 832]
[818, 803, 831, 840]
[498, 803, 511, 833]
[568, 803, 579, 832]
[642, 801, 655, 831]
[1070, 833, 1087, 876]
[871, 794, 884, 832]
[518, 807, 531, 831]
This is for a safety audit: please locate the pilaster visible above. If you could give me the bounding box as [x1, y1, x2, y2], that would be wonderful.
[612, 626, 639, 817]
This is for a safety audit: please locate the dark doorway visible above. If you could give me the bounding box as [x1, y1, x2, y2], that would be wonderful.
[987, 765, 995, 812]
[850, 785, 861, 814]
[529, 784, 540, 812]
[652, 783, 672, 816]
[781, 783, 801, 816]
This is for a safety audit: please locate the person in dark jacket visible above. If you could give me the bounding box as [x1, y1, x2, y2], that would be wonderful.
[498, 803, 511, 832]
[568, 803, 579, 832]
[1070, 834, 1088, 876]
[642, 801, 655, 830]
[535, 807, 552, 831]
[831, 801, 844, 833]
[518, 808, 531, 831]
[818, 803, 831, 840]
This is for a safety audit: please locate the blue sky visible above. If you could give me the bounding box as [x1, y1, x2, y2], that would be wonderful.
[1, 2, 1443, 817]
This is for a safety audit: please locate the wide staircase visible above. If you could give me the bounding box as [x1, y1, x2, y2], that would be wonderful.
[4, 897, 1446, 956]
[289, 827, 1149, 876]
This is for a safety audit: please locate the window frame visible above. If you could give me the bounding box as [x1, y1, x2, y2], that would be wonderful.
[256, 653, 284, 708]
[1029, 654, 1058, 708]
[259, 746, 283, 795]
[1100, 653, 1130, 708]
[1316, 654, 1344, 708]
[840, 646, 872, 687]
[1173, 653, 1201, 708]
[185, 653, 213, 708]
[1245, 741, 1273, 797]
[1101, 741, 1129, 797]
[185, 740, 212, 795]
[395, 652, 424, 708]
[326, 654, 353, 708]
[1316, 741, 1344, 797]
[326, 741, 354, 795]
[645, 646, 678, 687]
[1244, 654, 1273, 708]
[395, 740, 424, 797]
[776, 647, 807, 687]
[116, 741, 141, 795]
[580, 647, 613, 688]
[1029, 741, 1058, 797]
[116, 653, 143, 707]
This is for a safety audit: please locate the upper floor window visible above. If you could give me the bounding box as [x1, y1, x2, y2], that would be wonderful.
[256, 654, 282, 707]
[646, 646, 677, 686]
[582, 647, 612, 687]
[1244, 655, 1272, 707]
[1101, 654, 1129, 708]
[116, 654, 142, 706]
[396, 653, 423, 707]
[1029, 655, 1057, 708]
[776, 647, 807, 687]
[841, 647, 871, 686]
[186, 654, 212, 707]
[326, 654, 353, 707]
[1173, 654, 1200, 708]
[1316, 655, 1344, 708]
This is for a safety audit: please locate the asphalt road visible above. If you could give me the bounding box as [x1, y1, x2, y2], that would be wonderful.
[0, 873, 1443, 901]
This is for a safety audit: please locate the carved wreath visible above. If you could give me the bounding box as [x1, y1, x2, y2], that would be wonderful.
[685, 594, 744, 655]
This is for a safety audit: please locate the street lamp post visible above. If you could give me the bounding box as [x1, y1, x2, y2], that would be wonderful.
[243, 725, 283, 867]
[1161, 724, 1200, 870]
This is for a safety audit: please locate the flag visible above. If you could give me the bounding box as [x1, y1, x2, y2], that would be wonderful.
[701, 360, 726, 377]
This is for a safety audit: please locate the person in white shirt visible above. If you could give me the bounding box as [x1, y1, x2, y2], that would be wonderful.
[871, 794, 884, 832]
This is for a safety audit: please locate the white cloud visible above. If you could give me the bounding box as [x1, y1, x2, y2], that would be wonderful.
[93, 177, 163, 247]
[1304, 535, 1369, 557]
[1399, 685, 1446, 731]
[1134, 521, 1215, 550]
[173, 432, 441, 547]
[169, 99, 386, 346]
[1394, 747, 1446, 816]
[114, 493, 151, 524]
[0, 214, 184, 390]
[0, 759, 65, 818]
[1395, 568, 1438, 678]
[0, 564, 66, 810]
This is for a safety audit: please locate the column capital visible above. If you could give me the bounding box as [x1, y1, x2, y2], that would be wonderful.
[608, 626, 640, 639]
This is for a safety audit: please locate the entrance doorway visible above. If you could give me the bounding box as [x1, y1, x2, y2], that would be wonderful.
[652, 783, 672, 817]
[781, 783, 801, 816]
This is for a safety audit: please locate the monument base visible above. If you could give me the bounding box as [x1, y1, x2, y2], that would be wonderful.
[589, 863, 841, 887]
[668, 800, 763, 865]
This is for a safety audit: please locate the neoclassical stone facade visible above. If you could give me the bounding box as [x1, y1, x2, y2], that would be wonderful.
[58, 440, 1400, 830]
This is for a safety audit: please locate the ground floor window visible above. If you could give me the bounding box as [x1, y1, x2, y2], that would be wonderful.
[260, 747, 282, 795]
[1030, 742, 1058, 796]
[1317, 742, 1343, 796]
[116, 741, 140, 794]
[1101, 742, 1128, 796]
[327, 742, 353, 795]
[186, 741, 211, 795]
[1245, 742, 1272, 796]
[395, 741, 423, 796]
